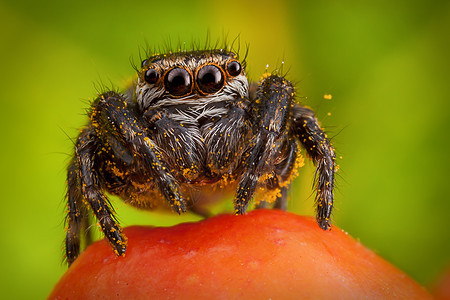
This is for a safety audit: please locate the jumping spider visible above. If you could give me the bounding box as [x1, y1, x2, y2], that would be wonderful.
[65, 49, 336, 265]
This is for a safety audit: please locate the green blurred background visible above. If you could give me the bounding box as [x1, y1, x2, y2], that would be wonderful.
[1, 0, 449, 298]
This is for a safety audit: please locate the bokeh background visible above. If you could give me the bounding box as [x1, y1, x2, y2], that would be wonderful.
[1, 0, 449, 298]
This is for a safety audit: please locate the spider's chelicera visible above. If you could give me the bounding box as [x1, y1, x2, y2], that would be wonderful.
[65, 49, 336, 265]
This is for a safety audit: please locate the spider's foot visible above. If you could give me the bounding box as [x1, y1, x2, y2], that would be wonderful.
[317, 217, 331, 231]
[103, 224, 128, 257]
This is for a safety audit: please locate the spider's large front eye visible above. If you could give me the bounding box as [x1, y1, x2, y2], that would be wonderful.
[164, 68, 192, 96]
[144, 68, 159, 84]
[226, 60, 242, 77]
[197, 65, 224, 94]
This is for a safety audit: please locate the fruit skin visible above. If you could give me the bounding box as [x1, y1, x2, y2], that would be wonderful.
[432, 265, 450, 300]
[49, 210, 432, 299]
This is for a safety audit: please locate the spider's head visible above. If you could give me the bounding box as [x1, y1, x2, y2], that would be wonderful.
[135, 50, 248, 110]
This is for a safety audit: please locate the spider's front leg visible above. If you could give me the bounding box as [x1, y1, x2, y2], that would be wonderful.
[90, 92, 186, 213]
[234, 75, 294, 214]
[65, 92, 185, 264]
[292, 105, 336, 230]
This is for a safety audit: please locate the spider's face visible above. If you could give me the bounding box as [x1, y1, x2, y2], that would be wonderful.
[136, 51, 248, 110]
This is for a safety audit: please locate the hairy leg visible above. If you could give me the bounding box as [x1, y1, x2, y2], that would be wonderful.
[254, 139, 298, 210]
[90, 92, 186, 213]
[65, 159, 85, 265]
[234, 75, 294, 214]
[292, 104, 336, 230]
[74, 129, 127, 260]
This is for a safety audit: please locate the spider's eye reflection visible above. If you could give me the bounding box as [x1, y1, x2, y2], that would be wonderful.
[144, 68, 159, 84]
[164, 68, 192, 96]
[227, 60, 242, 77]
[197, 65, 224, 94]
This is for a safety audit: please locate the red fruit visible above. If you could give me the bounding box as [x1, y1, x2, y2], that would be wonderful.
[432, 265, 450, 300]
[49, 210, 432, 299]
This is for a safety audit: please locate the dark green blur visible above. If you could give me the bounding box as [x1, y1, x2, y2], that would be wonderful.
[0, 0, 449, 298]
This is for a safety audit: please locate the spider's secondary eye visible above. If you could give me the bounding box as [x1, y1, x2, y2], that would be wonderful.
[144, 68, 159, 84]
[226, 60, 242, 77]
[164, 68, 192, 96]
[197, 65, 224, 94]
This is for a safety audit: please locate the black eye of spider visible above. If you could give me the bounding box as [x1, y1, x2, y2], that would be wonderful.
[164, 68, 192, 96]
[144, 68, 159, 84]
[226, 60, 242, 76]
[197, 65, 224, 94]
